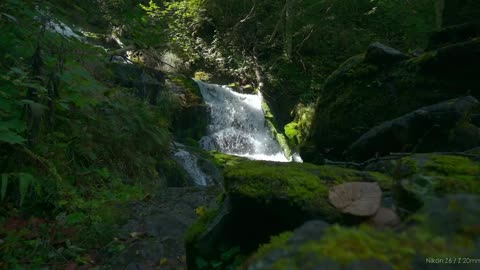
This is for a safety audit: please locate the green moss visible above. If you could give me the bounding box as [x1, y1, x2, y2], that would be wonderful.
[399, 154, 480, 195]
[368, 171, 394, 191]
[284, 122, 300, 145]
[216, 192, 226, 204]
[169, 74, 203, 104]
[256, 231, 294, 258]
[391, 154, 480, 214]
[284, 103, 316, 149]
[303, 225, 472, 270]
[194, 71, 212, 81]
[224, 160, 392, 218]
[425, 154, 480, 176]
[210, 151, 245, 168]
[262, 100, 293, 158]
[248, 219, 477, 270]
[185, 208, 219, 243]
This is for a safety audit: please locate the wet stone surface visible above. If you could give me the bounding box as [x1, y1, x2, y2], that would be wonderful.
[108, 186, 221, 270]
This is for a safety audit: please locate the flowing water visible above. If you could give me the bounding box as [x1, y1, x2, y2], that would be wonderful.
[172, 143, 210, 186]
[196, 80, 290, 162]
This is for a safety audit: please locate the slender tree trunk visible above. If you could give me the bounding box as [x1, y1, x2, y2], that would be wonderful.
[435, 0, 445, 29]
[284, 0, 294, 59]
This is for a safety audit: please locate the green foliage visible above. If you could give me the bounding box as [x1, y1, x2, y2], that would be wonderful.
[195, 246, 245, 270]
[142, 0, 438, 129]
[185, 207, 219, 243]
[0, 1, 176, 268]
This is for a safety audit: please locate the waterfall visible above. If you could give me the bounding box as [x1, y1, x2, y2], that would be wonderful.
[173, 144, 209, 186]
[196, 80, 290, 162]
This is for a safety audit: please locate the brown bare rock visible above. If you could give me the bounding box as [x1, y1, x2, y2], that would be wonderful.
[368, 207, 401, 228]
[328, 182, 382, 216]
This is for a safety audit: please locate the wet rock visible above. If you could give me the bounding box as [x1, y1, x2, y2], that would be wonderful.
[185, 160, 393, 269]
[348, 96, 479, 161]
[394, 154, 480, 214]
[365, 153, 480, 214]
[108, 186, 221, 270]
[244, 195, 480, 270]
[108, 62, 166, 105]
[364, 42, 409, 65]
[167, 75, 209, 142]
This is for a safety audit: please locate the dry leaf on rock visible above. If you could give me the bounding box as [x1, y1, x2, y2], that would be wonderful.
[328, 182, 382, 216]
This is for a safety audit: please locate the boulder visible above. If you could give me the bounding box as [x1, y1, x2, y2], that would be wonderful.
[347, 96, 479, 161]
[167, 75, 209, 143]
[365, 153, 480, 214]
[301, 40, 480, 163]
[184, 159, 393, 270]
[243, 195, 480, 270]
[108, 62, 166, 105]
[364, 42, 409, 65]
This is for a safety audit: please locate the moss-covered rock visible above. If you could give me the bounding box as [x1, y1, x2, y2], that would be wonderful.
[365, 153, 480, 214]
[185, 160, 393, 270]
[244, 195, 480, 270]
[284, 103, 316, 149]
[224, 160, 393, 221]
[347, 96, 480, 161]
[302, 38, 480, 163]
[261, 100, 293, 159]
[394, 154, 480, 213]
[108, 62, 166, 105]
[167, 74, 209, 142]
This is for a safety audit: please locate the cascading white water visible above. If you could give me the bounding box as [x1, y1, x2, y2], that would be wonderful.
[196, 80, 289, 162]
[173, 144, 209, 186]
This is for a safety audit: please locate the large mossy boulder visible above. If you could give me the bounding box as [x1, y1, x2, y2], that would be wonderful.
[185, 159, 392, 269]
[347, 96, 480, 161]
[302, 38, 480, 163]
[243, 194, 480, 270]
[368, 154, 480, 214]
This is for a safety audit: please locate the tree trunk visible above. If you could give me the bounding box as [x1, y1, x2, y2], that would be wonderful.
[284, 0, 294, 60]
[435, 0, 445, 29]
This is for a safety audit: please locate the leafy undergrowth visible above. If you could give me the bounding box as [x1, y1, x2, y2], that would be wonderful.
[0, 1, 176, 268]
